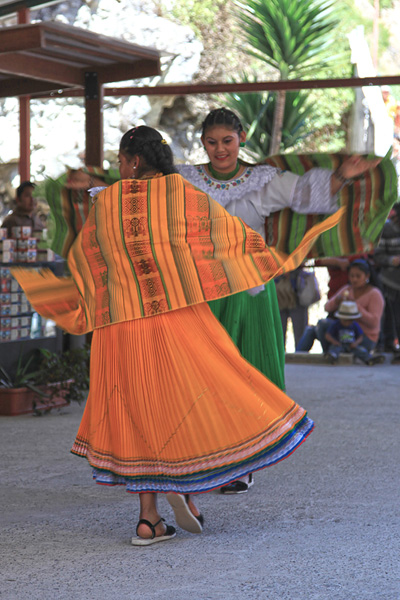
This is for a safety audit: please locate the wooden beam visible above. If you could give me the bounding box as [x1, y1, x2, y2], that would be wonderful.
[0, 25, 42, 52]
[0, 77, 70, 98]
[0, 53, 83, 85]
[0, 22, 160, 62]
[39, 22, 160, 61]
[18, 5, 30, 181]
[17, 5, 30, 25]
[42, 32, 160, 65]
[19, 96, 30, 180]
[95, 59, 161, 84]
[85, 84, 104, 168]
[30, 74, 400, 100]
[0, 1, 63, 18]
[103, 75, 400, 96]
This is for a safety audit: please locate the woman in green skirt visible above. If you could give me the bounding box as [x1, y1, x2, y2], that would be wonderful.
[177, 107, 380, 493]
[63, 108, 383, 494]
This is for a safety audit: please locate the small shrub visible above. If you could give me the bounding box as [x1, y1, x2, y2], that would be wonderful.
[34, 346, 90, 404]
[0, 345, 90, 407]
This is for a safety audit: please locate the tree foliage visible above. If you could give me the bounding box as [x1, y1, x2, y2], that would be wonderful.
[168, 0, 397, 154]
[168, 0, 228, 39]
[372, 0, 395, 9]
[233, 0, 343, 153]
[235, 0, 340, 79]
[224, 85, 314, 160]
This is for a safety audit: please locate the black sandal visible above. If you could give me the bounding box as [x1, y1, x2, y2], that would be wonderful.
[131, 517, 176, 546]
[220, 473, 255, 494]
[185, 495, 204, 529]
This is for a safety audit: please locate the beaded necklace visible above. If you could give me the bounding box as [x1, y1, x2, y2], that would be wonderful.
[207, 161, 241, 181]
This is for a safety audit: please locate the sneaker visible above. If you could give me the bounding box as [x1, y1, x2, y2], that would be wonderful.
[366, 354, 385, 366]
[220, 474, 254, 494]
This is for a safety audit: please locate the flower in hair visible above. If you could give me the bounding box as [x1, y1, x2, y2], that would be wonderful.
[161, 139, 168, 145]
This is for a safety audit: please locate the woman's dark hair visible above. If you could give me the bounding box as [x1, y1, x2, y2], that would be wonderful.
[201, 108, 243, 137]
[348, 258, 370, 276]
[348, 257, 380, 287]
[119, 125, 176, 175]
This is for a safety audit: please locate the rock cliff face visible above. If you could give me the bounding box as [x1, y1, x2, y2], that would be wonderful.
[0, 0, 204, 190]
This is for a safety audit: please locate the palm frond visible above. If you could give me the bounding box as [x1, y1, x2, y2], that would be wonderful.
[235, 0, 339, 77]
[224, 82, 313, 159]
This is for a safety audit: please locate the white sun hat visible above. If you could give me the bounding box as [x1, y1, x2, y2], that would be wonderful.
[334, 300, 362, 320]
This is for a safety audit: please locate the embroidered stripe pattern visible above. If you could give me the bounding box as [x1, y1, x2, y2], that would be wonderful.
[264, 153, 397, 257]
[12, 174, 343, 335]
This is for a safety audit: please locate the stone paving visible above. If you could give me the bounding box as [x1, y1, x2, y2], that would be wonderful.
[1, 357, 399, 600]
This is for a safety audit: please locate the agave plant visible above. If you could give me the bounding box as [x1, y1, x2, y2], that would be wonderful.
[0, 346, 90, 405]
[235, 0, 339, 154]
[0, 351, 40, 389]
[225, 86, 314, 160]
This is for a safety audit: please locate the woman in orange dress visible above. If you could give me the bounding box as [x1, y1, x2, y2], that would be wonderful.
[13, 126, 344, 546]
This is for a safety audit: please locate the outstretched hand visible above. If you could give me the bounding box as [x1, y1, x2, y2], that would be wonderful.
[340, 155, 381, 180]
[65, 169, 91, 190]
[330, 155, 382, 195]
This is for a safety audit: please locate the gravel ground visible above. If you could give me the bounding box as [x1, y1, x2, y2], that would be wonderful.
[1, 358, 399, 600]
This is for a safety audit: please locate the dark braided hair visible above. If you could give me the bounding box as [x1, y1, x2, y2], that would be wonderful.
[120, 125, 177, 175]
[201, 108, 244, 136]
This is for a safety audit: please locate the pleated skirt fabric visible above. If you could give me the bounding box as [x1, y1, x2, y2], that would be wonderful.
[208, 282, 286, 390]
[71, 302, 312, 494]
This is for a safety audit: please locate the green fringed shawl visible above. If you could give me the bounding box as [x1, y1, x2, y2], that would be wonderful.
[264, 153, 397, 257]
[45, 155, 397, 259]
[13, 176, 344, 334]
[45, 166, 120, 258]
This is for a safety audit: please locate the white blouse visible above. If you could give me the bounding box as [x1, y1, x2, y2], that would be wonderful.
[177, 164, 336, 239]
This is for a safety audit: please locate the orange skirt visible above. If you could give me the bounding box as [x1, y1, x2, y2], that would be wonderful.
[71, 303, 313, 493]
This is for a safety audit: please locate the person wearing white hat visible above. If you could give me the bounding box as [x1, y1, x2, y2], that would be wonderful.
[325, 300, 385, 365]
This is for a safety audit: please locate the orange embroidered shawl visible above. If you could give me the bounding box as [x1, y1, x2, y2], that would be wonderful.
[12, 174, 343, 335]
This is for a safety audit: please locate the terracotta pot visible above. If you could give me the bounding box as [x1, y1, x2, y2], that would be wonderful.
[0, 384, 69, 416]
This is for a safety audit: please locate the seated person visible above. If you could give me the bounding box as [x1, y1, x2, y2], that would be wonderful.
[297, 259, 385, 354]
[1, 181, 44, 237]
[325, 300, 385, 365]
[314, 254, 368, 303]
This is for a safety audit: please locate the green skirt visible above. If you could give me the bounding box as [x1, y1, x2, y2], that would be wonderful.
[208, 281, 285, 390]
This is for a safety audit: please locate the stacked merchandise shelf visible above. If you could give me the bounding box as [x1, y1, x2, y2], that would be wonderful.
[0, 226, 63, 376]
[0, 263, 57, 343]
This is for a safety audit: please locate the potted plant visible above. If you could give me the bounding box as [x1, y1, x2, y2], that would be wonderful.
[0, 346, 90, 416]
[33, 346, 90, 405]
